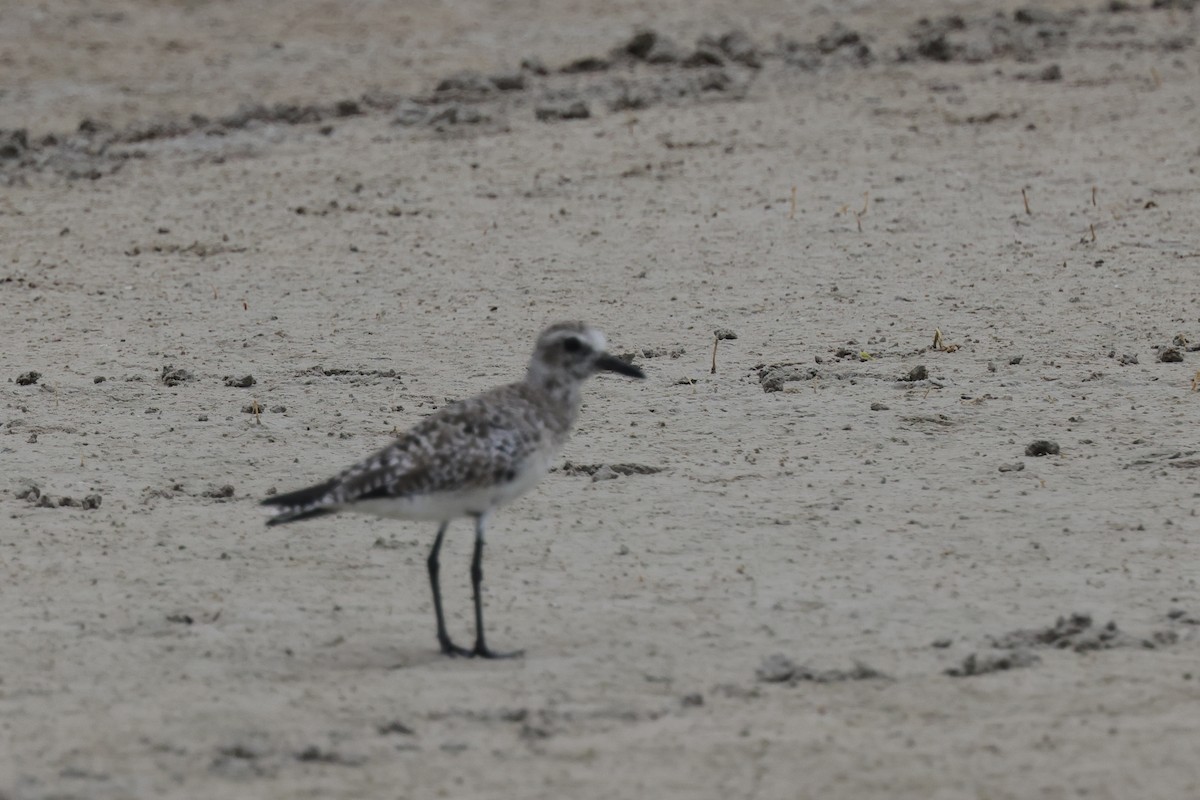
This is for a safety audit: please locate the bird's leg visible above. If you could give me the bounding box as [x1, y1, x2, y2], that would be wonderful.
[470, 514, 522, 659]
[427, 522, 470, 657]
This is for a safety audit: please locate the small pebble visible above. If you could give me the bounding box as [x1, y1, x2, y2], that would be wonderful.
[224, 375, 256, 388]
[16, 371, 40, 386]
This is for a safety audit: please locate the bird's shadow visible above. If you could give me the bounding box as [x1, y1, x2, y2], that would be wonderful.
[293, 638, 514, 672]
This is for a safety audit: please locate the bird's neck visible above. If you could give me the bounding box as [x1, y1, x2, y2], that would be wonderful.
[524, 366, 583, 425]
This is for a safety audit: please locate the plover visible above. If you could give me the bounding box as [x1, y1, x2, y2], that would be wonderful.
[262, 322, 645, 658]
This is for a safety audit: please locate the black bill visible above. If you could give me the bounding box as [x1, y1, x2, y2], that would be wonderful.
[595, 353, 645, 379]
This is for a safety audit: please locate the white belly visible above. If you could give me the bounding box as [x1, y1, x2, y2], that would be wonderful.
[344, 450, 555, 522]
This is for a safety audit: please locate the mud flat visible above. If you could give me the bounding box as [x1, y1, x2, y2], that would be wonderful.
[2, 1, 1199, 798]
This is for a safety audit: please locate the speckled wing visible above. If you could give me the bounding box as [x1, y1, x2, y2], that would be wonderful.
[262, 383, 550, 524]
[342, 388, 546, 500]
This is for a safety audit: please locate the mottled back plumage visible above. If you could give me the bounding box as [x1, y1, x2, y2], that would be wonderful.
[262, 321, 637, 525]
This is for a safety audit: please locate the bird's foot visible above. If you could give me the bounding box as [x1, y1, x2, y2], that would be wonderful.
[438, 636, 523, 659]
[472, 643, 523, 660]
[438, 637, 475, 658]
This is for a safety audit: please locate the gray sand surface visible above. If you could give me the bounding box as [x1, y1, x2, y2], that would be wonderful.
[2, 1, 1199, 798]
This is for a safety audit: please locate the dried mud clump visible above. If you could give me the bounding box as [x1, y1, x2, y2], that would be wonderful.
[756, 653, 889, 684]
[161, 365, 194, 387]
[14, 481, 41, 501]
[1025, 439, 1060, 457]
[758, 363, 819, 392]
[15, 481, 102, 511]
[621, 29, 685, 64]
[535, 101, 590, 122]
[946, 649, 1040, 677]
[0, 129, 29, 159]
[429, 104, 488, 127]
[1159, 347, 1184, 363]
[559, 462, 663, 478]
[949, 613, 1183, 677]
[560, 56, 610, 74]
[901, 9, 1074, 65]
[707, 31, 761, 68]
[434, 71, 494, 97]
[990, 613, 1176, 652]
[783, 23, 873, 69]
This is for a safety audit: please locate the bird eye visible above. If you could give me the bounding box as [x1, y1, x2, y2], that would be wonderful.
[563, 337, 582, 353]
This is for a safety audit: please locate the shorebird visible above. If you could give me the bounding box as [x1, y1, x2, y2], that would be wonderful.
[261, 322, 645, 658]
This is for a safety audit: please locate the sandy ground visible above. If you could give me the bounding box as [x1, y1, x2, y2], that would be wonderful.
[3, 0, 1200, 798]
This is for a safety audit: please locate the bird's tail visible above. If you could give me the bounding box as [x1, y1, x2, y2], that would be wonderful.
[261, 478, 339, 526]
